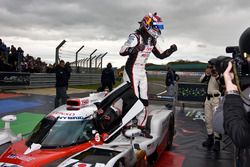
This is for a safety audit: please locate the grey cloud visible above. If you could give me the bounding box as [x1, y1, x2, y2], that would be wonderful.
[0, 0, 249, 66]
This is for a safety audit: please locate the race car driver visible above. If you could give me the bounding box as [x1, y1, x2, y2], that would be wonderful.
[120, 12, 177, 127]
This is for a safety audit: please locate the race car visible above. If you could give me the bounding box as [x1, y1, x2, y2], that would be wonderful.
[0, 82, 175, 166]
[57, 142, 148, 167]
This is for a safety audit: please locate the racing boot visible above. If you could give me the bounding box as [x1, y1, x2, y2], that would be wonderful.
[202, 134, 214, 148]
[213, 134, 222, 152]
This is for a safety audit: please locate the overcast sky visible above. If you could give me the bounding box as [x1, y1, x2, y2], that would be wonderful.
[0, 0, 249, 68]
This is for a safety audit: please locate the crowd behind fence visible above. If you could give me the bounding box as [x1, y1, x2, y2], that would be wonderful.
[0, 38, 54, 73]
[0, 38, 107, 74]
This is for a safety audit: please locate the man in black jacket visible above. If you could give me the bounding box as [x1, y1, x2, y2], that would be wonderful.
[100, 63, 115, 92]
[165, 67, 179, 96]
[54, 60, 68, 108]
[223, 27, 250, 167]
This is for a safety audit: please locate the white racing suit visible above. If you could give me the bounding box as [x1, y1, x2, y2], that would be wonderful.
[120, 30, 174, 126]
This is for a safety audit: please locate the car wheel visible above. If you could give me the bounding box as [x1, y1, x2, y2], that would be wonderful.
[166, 115, 175, 150]
[114, 159, 125, 167]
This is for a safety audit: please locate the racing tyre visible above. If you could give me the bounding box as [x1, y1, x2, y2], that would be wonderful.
[166, 115, 175, 150]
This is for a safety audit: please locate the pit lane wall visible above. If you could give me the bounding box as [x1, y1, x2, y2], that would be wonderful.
[0, 72, 101, 89]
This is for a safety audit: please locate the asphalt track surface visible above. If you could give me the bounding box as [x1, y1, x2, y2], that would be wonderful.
[0, 82, 234, 167]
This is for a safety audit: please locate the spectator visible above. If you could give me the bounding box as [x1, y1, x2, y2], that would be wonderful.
[0, 39, 8, 63]
[54, 60, 68, 108]
[223, 27, 250, 167]
[64, 62, 72, 97]
[99, 63, 115, 92]
[46, 64, 54, 73]
[0, 39, 51, 73]
[200, 61, 224, 151]
[8, 45, 17, 67]
[16, 47, 24, 72]
[165, 67, 176, 96]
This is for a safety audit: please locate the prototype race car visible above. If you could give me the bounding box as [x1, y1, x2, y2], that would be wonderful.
[0, 82, 175, 167]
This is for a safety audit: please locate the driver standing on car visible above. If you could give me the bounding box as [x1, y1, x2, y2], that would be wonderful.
[120, 12, 177, 127]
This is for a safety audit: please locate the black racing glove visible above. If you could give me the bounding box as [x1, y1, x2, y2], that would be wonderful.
[128, 44, 145, 54]
[169, 44, 177, 53]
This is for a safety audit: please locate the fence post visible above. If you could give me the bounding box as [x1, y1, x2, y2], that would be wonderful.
[98, 52, 108, 69]
[89, 49, 97, 70]
[75, 45, 84, 68]
[55, 40, 66, 65]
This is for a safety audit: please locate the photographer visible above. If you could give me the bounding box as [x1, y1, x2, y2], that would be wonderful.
[223, 27, 250, 167]
[200, 61, 224, 151]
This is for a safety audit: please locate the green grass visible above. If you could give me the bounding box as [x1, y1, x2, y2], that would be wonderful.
[0, 112, 45, 135]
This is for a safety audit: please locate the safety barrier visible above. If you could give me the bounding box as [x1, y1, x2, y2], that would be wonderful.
[0, 72, 101, 89]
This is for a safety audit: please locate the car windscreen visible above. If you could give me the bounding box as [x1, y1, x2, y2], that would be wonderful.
[26, 117, 95, 148]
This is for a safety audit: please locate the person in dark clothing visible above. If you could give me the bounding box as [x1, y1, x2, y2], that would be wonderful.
[100, 63, 115, 92]
[223, 27, 250, 167]
[54, 60, 68, 108]
[165, 67, 175, 96]
[64, 62, 72, 90]
[64, 62, 72, 98]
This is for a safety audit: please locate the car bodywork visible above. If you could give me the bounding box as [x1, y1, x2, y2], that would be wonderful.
[0, 82, 174, 166]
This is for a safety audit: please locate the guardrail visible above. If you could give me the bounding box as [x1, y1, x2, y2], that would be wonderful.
[0, 72, 101, 90]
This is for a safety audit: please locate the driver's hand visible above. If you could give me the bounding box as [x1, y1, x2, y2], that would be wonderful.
[170, 44, 177, 52]
[224, 61, 237, 91]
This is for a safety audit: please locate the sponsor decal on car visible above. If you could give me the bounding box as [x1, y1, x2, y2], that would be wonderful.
[80, 98, 89, 106]
[58, 116, 85, 120]
[7, 153, 34, 162]
[72, 162, 92, 167]
[95, 133, 101, 142]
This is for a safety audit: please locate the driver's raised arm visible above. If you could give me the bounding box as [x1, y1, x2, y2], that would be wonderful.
[152, 43, 177, 59]
[119, 34, 139, 56]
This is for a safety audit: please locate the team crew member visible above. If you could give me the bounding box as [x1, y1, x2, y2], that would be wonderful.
[100, 63, 115, 92]
[120, 12, 177, 126]
[200, 62, 223, 151]
[54, 60, 68, 108]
